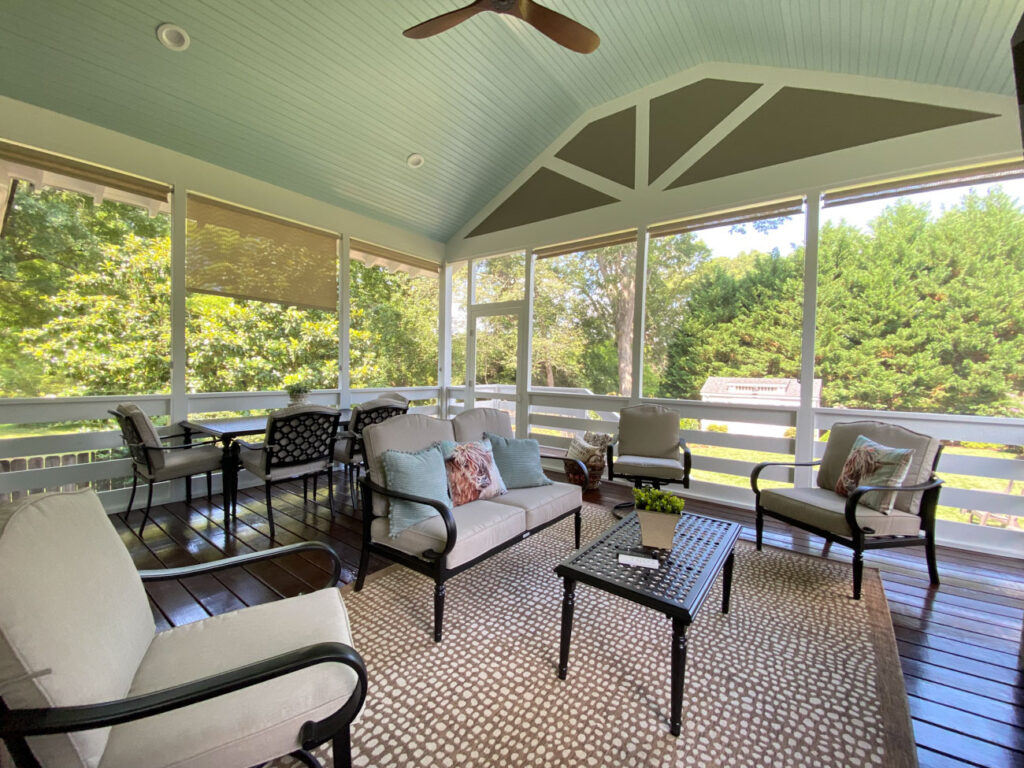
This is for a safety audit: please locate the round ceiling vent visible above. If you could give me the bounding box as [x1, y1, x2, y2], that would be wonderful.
[156, 23, 190, 52]
[406, 153, 425, 169]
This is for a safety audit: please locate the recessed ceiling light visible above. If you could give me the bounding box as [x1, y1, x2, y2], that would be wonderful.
[156, 23, 190, 52]
[406, 153, 425, 169]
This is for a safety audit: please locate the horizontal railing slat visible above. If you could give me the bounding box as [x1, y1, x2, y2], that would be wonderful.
[0, 395, 170, 423]
[0, 457, 134, 493]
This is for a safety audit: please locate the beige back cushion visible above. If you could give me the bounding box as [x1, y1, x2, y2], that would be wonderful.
[452, 408, 513, 442]
[362, 414, 455, 517]
[115, 403, 165, 471]
[618, 404, 680, 461]
[817, 421, 940, 515]
[0, 490, 155, 767]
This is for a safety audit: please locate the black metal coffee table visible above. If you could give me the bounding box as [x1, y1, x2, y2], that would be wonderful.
[555, 511, 741, 736]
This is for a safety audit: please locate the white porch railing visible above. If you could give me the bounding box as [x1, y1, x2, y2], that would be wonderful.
[0, 387, 442, 509]
[450, 386, 1023, 558]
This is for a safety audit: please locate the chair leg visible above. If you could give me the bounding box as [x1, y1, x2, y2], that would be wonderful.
[434, 581, 446, 643]
[755, 508, 764, 551]
[327, 467, 336, 516]
[303, 476, 309, 502]
[265, 481, 275, 540]
[125, 472, 139, 517]
[355, 542, 370, 591]
[185, 474, 192, 504]
[574, 508, 581, 548]
[139, 480, 155, 535]
[852, 549, 864, 600]
[925, 529, 940, 586]
[205, 471, 212, 501]
[333, 726, 353, 768]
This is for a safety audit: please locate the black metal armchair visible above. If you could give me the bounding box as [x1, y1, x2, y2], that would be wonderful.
[110, 404, 223, 534]
[751, 420, 944, 599]
[236, 405, 341, 539]
[606, 404, 692, 517]
[0, 489, 366, 768]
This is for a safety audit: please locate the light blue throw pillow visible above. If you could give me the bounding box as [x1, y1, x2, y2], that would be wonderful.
[381, 444, 450, 538]
[485, 432, 554, 489]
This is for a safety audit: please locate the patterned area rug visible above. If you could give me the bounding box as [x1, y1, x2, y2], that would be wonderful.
[276, 502, 916, 768]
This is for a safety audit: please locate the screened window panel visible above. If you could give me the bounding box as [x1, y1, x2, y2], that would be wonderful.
[186, 195, 339, 310]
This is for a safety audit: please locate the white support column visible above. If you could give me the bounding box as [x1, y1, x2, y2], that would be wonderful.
[169, 184, 188, 424]
[796, 193, 821, 485]
[517, 249, 536, 436]
[438, 262, 453, 418]
[338, 234, 351, 410]
[630, 227, 649, 401]
[465, 260, 476, 409]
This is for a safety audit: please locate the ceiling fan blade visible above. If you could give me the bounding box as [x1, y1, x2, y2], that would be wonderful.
[403, 1, 486, 39]
[516, 0, 600, 53]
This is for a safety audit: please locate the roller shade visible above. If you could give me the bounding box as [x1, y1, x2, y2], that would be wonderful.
[823, 160, 1024, 208]
[534, 229, 638, 259]
[350, 238, 440, 277]
[0, 140, 170, 201]
[186, 195, 340, 311]
[648, 198, 805, 238]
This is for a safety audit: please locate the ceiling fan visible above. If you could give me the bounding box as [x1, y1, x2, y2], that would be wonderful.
[403, 0, 600, 54]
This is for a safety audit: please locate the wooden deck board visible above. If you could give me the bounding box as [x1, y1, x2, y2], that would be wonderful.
[118, 476, 1022, 767]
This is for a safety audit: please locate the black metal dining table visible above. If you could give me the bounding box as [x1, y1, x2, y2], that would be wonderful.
[181, 411, 350, 517]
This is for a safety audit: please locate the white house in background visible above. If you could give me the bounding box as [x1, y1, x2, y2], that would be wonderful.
[699, 377, 822, 437]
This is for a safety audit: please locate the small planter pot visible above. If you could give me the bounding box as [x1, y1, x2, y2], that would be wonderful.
[637, 510, 680, 550]
[287, 392, 309, 407]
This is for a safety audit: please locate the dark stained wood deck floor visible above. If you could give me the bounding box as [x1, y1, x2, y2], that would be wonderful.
[116, 477, 1024, 768]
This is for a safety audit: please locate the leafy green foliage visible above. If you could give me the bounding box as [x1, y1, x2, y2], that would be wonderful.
[633, 487, 685, 514]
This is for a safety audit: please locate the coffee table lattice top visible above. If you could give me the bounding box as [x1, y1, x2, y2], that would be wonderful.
[556, 512, 741, 621]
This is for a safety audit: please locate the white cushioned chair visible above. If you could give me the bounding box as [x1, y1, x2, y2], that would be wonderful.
[110, 405, 223, 534]
[0, 489, 365, 768]
[607, 404, 691, 516]
[237, 405, 341, 539]
[751, 420, 944, 599]
[356, 408, 582, 642]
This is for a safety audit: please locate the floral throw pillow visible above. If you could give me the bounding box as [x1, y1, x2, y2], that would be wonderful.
[835, 435, 915, 512]
[439, 439, 507, 507]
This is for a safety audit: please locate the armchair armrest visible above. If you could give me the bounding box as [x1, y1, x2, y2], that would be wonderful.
[359, 477, 457, 561]
[0, 642, 366, 739]
[845, 475, 945, 535]
[235, 439, 265, 451]
[750, 459, 822, 494]
[153, 438, 220, 451]
[138, 541, 342, 588]
[680, 438, 692, 479]
[560, 457, 589, 486]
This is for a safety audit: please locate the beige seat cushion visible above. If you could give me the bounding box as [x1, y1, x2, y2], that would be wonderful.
[0, 490, 155, 768]
[618, 404, 680, 461]
[816, 421, 940, 516]
[362, 414, 456, 518]
[100, 589, 359, 768]
[371, 500, 525, 569]
[452, 408, 513, 443]
[760, 487, 923, 538]
[116, 403, 167, 471]
[239, 444, 328, 482]
[491, 482, 581, 529]
[614, 455, 686, 481]
[333, 435, 359, 464]
[142, 444, 222, 482]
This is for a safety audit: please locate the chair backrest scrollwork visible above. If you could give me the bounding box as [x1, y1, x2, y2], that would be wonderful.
[264, 408, 341, 471]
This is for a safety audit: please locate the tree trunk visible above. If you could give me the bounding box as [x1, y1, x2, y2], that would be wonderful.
[545, 361, 555, 388]
[616, 273, 635, 395]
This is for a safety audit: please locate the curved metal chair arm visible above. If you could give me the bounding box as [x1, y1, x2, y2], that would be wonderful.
[359, 477, 457, 560]
[561, 457, 589, 486]
[139, 541, 342, 588]
[149, 439, 220, 451]
[0, 642, 366, 737]
[235, 438, 265, 451]
[750, 459, 822, 494]
[845, 475, 945, 535]
[679, 438, 692, 478]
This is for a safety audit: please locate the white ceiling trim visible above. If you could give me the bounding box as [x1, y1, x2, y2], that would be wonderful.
[446, 61, 1019, 262]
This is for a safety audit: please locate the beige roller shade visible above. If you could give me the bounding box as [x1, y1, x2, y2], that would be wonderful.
[648, 198, 805, 238]
[186, 195, 339, 311]
[0, 140, 171, 201]
[534, 229, 638, 259]
[349, 239, 440, 277]
[823, 160, 1024, 208]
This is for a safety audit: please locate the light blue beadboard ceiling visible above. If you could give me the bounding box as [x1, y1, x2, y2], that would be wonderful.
[0, 0, 1022, 242]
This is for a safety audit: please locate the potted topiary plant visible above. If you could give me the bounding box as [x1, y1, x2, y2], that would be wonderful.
[634, 488, 685, 549]
[284, 381, 312, 406]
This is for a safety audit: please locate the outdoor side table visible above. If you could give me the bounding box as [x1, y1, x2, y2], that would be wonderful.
[554, 511, 741, 736]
